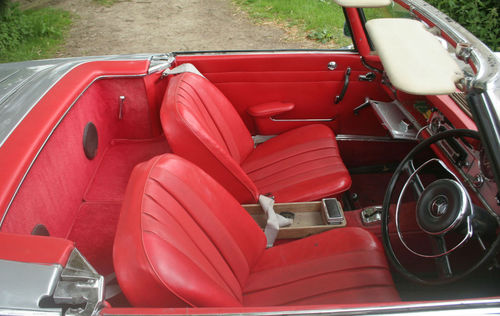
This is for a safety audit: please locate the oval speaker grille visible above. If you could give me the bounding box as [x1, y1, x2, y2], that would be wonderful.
[83, 122, 98, 160]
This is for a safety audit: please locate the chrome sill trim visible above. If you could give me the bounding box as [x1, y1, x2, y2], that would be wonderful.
[0, 74, 145, 228]
[104, 298, 500, 316]
[336, 134, 415, 142]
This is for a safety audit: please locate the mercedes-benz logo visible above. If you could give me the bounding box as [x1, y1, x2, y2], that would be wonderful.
[430, 195, 448, 217]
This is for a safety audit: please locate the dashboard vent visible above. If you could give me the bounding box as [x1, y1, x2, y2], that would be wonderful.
[450, 92, 472, 117]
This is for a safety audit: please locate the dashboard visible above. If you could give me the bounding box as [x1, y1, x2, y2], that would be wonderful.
[369, 97, 499, 217]
[426, 110, 500, 216]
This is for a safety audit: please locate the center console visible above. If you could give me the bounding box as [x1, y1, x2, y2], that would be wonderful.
[242, 198, 346, 239]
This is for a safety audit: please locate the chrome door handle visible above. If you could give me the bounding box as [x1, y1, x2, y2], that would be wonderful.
[359, 72, 376, 81]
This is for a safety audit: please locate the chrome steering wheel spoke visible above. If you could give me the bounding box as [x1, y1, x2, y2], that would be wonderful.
[395, 158, 474, 258]
[382, 129, 500, 285]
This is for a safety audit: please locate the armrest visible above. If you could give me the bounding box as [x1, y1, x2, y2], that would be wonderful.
[247, 101, 295, 118]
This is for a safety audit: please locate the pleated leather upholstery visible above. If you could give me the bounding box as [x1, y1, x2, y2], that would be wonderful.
[242, 124, 351, 202]
[113, 154, 400, 307]
[161, 72, 351, 203]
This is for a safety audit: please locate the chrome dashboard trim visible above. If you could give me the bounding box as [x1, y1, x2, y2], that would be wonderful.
[336, 134, 414, 142]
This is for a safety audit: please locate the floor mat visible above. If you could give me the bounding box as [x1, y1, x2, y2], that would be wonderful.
[69, 137, 171, 275]
[67, 202, 121, 275]
[347, 172, 394, 208]
[84, 138, 170, 201]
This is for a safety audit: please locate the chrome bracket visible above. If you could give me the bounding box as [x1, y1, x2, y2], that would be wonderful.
[53, 249, 104, 316]
[456, 42, 473, 63]
[361, 206, 383, 224]
[148, 53, 176, 74]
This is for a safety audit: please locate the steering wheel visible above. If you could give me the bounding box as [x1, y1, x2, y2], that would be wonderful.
[382, 129, 500, 285]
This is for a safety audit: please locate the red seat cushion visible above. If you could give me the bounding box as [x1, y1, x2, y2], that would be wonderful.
[244, 228, 399, 306]
[241, 124, 351, 202]
[113, 154, 399, 307]
[161, 72, 351, 203]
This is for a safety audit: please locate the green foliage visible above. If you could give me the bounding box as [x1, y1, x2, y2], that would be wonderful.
[233, 0, 352, 47]
[93, 0, 118, 6]
[426, 0, 499, 51]
[307, 28, 335, 44]
[0, 0, 9, 17]
[0, 2, 71, 62]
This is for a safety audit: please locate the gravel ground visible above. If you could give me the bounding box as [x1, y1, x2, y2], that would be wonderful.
[21, 0, 327, 57]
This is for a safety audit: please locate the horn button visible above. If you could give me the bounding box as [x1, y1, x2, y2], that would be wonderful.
[416, 179, 469, 235]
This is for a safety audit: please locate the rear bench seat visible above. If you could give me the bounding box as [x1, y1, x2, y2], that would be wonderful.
[161, 72, 351, 203]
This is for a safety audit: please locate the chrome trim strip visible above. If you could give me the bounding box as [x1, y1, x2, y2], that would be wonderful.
[270, 117, 334, 122]
[174, 50, 360, 57]
[0, 74, 145, 228]
[0, 68, 20, 84]
[336, 134, 415, 142]
[104, 298, 500, 315]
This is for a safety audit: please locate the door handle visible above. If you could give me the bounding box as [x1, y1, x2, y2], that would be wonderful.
[335, 67, 351, 104]
[359, 72, 376, 81]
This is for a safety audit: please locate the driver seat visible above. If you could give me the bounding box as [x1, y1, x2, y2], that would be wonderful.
[113, 154, 399, 307]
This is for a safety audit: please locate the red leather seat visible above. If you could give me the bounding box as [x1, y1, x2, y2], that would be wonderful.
[113, 154, 399, 307]
[161, 72, 351, 203]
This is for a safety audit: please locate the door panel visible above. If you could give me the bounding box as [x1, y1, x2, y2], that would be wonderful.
[176, 53, 391, 136]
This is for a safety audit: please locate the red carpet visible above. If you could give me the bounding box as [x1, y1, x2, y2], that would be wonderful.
[68, 137, 171, 274]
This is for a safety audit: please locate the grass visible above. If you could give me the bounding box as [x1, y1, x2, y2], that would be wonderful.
[92, 0, 118, 6]
[0, 3, 72, 63]
[232, 0, 352, 48]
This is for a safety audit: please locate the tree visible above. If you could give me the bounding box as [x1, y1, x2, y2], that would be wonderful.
[427, 0, 499, 51]
[0, 0, 10, 17]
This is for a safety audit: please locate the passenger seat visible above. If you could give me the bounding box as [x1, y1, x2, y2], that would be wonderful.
[161, 71, 351, 203]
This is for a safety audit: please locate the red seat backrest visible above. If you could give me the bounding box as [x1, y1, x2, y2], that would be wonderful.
[161, 73, 259, 203]
[113, 154, 266, 307]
